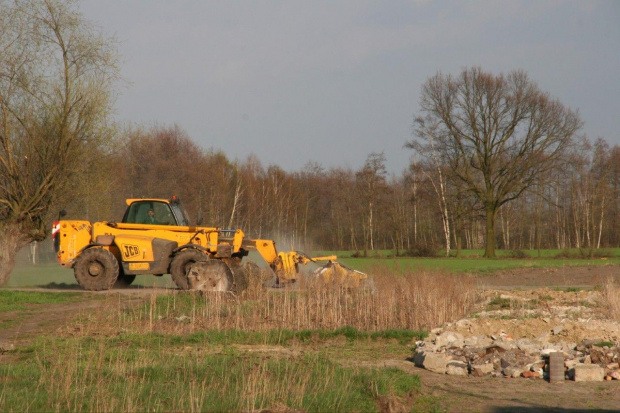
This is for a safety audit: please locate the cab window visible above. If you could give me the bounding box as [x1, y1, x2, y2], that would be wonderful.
[122, 201, 177, 225]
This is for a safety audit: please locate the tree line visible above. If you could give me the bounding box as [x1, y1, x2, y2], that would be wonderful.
[62, 122, 618, 260]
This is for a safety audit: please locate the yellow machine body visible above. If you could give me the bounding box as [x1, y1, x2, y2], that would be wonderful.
[55, 197, 366, 290]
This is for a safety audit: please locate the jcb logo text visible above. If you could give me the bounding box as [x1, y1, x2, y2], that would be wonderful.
[123, 245, 140, 258]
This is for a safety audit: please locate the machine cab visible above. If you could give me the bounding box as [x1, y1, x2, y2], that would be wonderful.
[122, 198, 190, 226]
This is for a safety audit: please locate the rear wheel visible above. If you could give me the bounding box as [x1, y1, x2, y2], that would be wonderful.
[74, 248, 119, 291]
[170, 249, 208, 290]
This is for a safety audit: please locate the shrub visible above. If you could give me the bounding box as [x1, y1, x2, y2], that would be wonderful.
[401, 243, 438, 258]
[508, 250, 528, 259]
[554, 249, 574, 259]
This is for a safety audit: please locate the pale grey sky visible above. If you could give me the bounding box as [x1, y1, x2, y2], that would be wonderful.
[80, 0, 620, 174]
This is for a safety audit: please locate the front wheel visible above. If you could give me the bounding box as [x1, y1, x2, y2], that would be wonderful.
[74, 248, 119, 291]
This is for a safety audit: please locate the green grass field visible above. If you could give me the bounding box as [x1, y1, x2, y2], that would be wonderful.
[321, 248, 620, 276]
[319, 247, 620, 260]
[339, 256, 619, 275]
[0, 290, 83, 312]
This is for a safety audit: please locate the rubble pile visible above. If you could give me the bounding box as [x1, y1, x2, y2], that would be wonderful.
[413, 327, 620, 382]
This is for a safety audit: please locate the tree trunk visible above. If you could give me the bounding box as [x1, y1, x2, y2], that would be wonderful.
[597, 194, 605, 249]
[368, 201, 374, 251]
[0, 225, 22, 286]
[455, 215, 463, 258]
[30, 242, 37, 265]
[484, 204, 497, 258]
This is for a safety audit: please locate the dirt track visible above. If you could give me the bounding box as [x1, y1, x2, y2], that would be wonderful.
[2, 266, 620, 412]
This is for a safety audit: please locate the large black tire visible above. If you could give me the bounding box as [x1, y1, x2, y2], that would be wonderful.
[114, 272, 136, 288]
[170, 249, 208, 290]
[74, 248, 119, 291]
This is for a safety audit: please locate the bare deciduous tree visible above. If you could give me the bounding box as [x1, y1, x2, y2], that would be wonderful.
[0, 0, 119, 285]
[409, 67, 582, 257]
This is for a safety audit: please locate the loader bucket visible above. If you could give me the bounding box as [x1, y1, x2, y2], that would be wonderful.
[313, 261, 368, 288]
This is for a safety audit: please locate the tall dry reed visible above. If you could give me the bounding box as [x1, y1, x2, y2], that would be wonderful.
[603, 277, 620, 321]
[122, 267, 478, 334]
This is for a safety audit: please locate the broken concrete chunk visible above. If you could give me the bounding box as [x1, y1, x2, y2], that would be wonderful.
[464, 335, 493, 348]
[434, 331, 465, 348]
[572, 364, 605, 382]
[421, 352, 452, 374]
[446, 361, 468, 376]
[470, 363, 495, 376]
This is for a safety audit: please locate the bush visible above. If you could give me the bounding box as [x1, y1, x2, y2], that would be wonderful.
[580, 248, 613, 259]
[401, 243, 438, 258]
[554, 248, 613, 259]
[508, 250, 528, 259]
[554, 249, 574, 259]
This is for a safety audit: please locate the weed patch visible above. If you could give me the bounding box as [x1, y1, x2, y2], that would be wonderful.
[0, 290, 82, 313]
[486, 297, 513, 310]
[593, 341, 615, 348]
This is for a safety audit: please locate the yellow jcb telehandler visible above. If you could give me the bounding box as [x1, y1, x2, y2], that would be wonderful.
[53, 197, 367, 291]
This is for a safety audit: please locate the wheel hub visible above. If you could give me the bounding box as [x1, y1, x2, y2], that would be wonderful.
[88, 262, 103, 277]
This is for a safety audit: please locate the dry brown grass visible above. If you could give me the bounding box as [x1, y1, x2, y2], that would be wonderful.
[103, 267, 478, 335]
[602, 277, 620, 321]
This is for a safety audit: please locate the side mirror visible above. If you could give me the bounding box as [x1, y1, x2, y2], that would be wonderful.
[58, 210, 67, 219]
